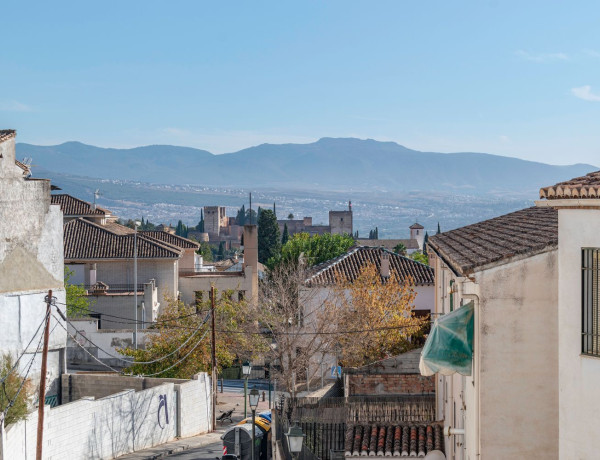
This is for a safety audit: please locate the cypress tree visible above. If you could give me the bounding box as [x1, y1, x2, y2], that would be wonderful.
[423, 231, 429, 253]
[437, 222, 441, 234]
[273, 202, 277, 217]
[257, 209, 281, 263]
[281, 223, 289, 246]
[218, 241, 225, 260]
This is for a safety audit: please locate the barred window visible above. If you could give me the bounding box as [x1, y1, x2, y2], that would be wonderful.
[582, 248, 600, 356]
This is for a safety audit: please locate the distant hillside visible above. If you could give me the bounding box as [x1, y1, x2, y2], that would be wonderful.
[18, 137, 597, 195]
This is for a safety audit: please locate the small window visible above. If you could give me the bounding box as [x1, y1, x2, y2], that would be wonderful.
[582, 248, 600, 356]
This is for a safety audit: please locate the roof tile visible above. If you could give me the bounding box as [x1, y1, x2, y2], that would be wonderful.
[140, 231, 200, 249]
[428, 206, 557, 276]
[64, 218, 182, 260]
[51, 194, 107, 216]
[540, 170, 600, 200]
[307, 246, 434, 286]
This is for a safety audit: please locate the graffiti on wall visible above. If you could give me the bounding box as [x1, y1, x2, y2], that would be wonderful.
[158, 394, 169, 429]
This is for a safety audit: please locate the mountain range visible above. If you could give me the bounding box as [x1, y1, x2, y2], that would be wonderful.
[17, 138, 597, 195]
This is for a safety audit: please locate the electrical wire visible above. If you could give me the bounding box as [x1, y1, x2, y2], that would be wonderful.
[135, 327, 211, 378]
[216, 323, 424, 335]
[54, 300, 207, 326]
[0, 310, 49, 387]
[54, 313, 211, 378]
[58, 307, 211, 365]
[3, 315, 48, 416]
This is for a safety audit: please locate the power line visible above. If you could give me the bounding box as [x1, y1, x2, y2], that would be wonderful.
[216, 323, 424, 335]
[52, 315, 123, 374]
[0, 311, 49, 387]
[3, 315, 47, 417]
[55, 300, 207, 326]
[58, 307, 211, 365]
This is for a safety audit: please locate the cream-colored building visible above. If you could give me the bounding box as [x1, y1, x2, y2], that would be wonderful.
[179, 225, 259, 306]
[537, 171, 600, 459]
[425, 206, 559, 459]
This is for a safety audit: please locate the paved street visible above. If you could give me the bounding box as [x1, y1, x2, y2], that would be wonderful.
[165, 439, 223, 459]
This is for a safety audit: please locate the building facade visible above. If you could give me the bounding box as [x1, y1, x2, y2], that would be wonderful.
[425, 206, 559, 459]
[538, 171, 600, 459]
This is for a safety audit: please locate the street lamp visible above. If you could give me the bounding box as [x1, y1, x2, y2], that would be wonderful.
[242, 361, 251, 418]
[285, 424, 305, 460]
[249, 386, 259, 460]
[133, 220, 141, 349]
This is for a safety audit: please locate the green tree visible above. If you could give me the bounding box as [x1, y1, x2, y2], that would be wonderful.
[393, 242, 407, 256]
[257, 209, 281, 263]
[175, 220, 188, 238]
[246, 209, 257, 225]
[287, 213, 294, 220]
[437, 222, 441, 234]
[217, 241, 225, 260]
[65, 267, 93, 317]
[196, 209, 205, 232]
[0, 354, 32, 426]
[281, 223, 290, 246]
[196, 242, 213, 262]
[236, 205, 246, 226]
[270, 232, 355, 268]
[119, 295, 263, 378]
[273, 202, 276, 217]
[410, 251, 429, 265]
[422, 231, 429, 254]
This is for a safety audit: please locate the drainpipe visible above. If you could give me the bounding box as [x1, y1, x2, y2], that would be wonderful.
[461, 280, 481, 459]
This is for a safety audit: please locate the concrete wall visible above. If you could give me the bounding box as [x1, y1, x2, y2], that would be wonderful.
[179, 270, 251, 306]
[430, 248, 558, 460]
[557, 207, 600, 459]
[3, 374, 212, 459]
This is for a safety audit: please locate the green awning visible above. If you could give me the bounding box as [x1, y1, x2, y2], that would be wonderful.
[419, 301, 474, 376]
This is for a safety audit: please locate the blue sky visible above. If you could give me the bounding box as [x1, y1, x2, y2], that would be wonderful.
[2, 1, 599, 165]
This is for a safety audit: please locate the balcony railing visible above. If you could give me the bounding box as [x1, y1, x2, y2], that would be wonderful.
[84, 283, 145, 293]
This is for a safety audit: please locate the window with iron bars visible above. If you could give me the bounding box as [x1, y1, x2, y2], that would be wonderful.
[582, 248, 600, 356]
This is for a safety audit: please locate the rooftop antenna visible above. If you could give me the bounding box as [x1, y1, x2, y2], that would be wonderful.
[93, 189, 101, 211]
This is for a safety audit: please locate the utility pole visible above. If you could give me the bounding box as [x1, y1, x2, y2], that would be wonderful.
[37, 290, 52, 460]
[134, 221, 139, 348]
[210, 286, 217, 431]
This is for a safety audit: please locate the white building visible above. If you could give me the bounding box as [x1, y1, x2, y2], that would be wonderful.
[424, 206, 559, 459]
[0, 129, 67, 403]
[537, 171, 600, 459]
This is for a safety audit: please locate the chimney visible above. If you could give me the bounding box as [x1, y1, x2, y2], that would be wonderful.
[89, 263, 97, 285]
[380, 251, 390, 278]
[243, 225, 259, 304]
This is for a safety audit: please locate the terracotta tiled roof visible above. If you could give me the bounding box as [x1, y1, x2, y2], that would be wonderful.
[307, 247, 434, 286]
[140, 231, 199, 249]
[539, 170, 600, 199]
[356, 239, 420, 250]
[344, 423, 444, 457]
[428, 206, 557, 276]
[64, 218, 182, 260]
[0, 130, 16, 143]
[51, 194, 107, 216]
[409, 223, 424, 229]
[102, 222, 135, 235]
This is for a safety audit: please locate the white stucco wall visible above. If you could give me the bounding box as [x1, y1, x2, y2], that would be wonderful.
[557, 207, 600, 459]
[0, 135, 67, 399]
[2, 375, 212, 460]
[430, 249, 558, 460]
[178, 269, 253, 306]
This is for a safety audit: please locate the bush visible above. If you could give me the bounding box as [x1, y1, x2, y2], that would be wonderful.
[0, 354, 32, 426]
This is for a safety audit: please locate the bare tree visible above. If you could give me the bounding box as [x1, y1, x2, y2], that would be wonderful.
[254, 261, 338, 397]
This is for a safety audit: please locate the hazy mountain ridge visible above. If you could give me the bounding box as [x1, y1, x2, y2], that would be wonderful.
[18, 137, 597, 195]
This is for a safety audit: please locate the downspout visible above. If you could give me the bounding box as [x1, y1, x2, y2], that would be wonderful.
[460, 280, 481, 459]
